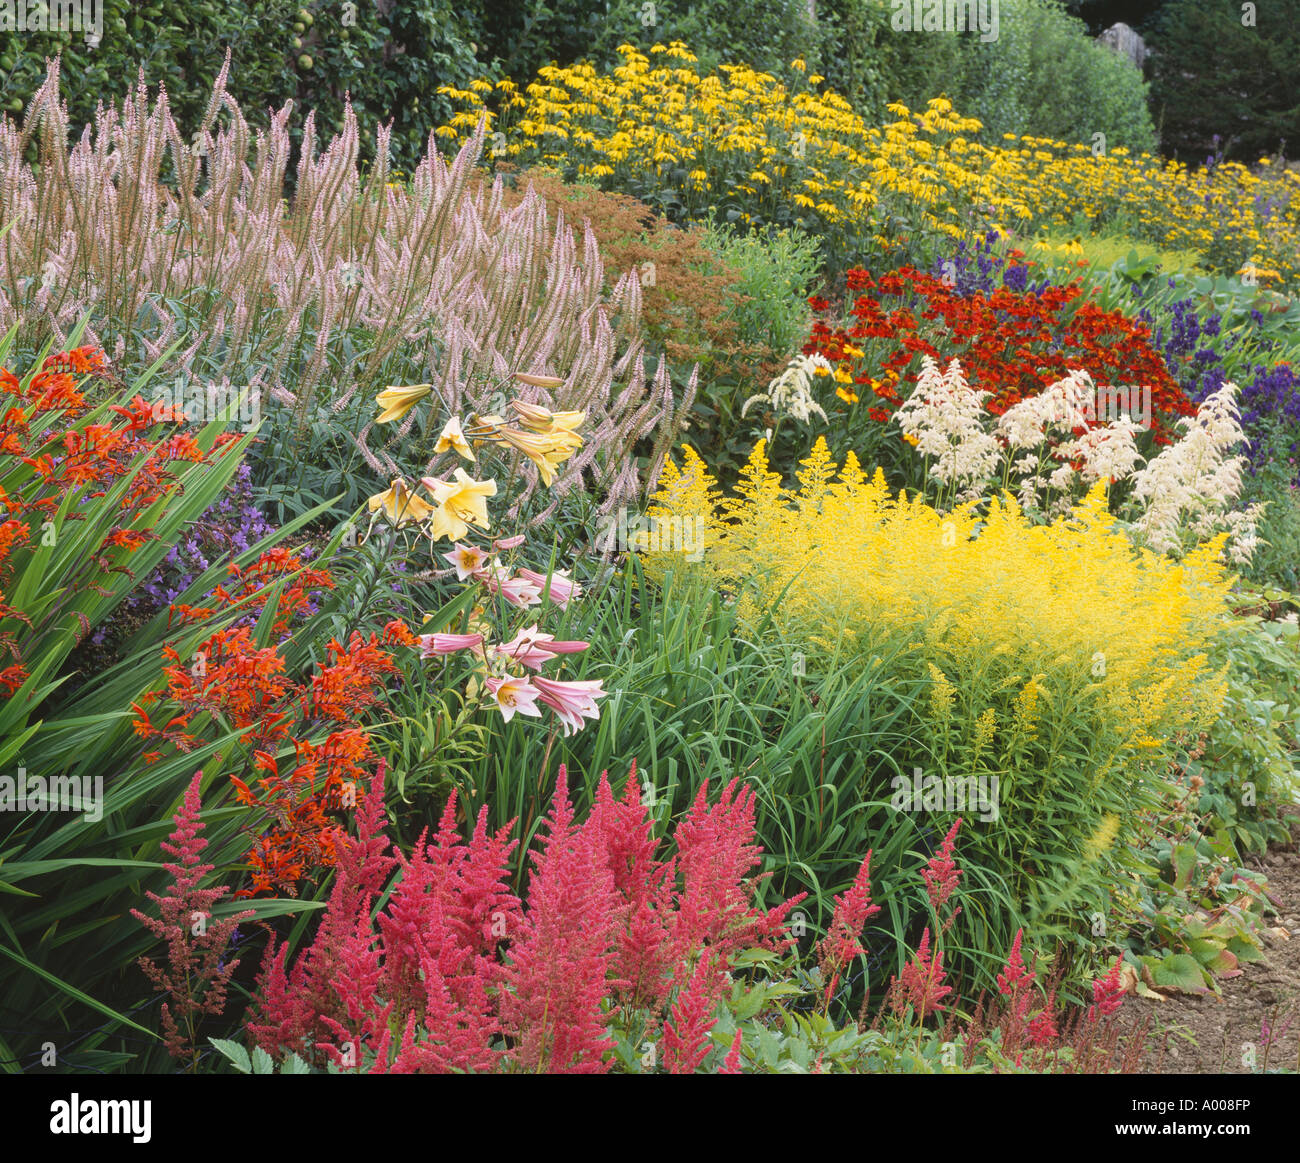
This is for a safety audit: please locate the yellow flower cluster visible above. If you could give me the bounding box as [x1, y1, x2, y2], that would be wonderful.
[439, 44, 1300, 288]
[646, 437, 1232, 756]
[999, 135, 1300, 289]
[439, 43, 1019, 249]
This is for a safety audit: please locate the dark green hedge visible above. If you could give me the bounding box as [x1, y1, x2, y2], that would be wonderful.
[0, 0, 488, 170]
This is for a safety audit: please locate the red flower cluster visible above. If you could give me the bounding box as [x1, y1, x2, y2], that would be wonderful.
[248, 762, 806, 1073]
[130, 771, 256, 1065]
[804, 267, 1194, 442]
[816, 851, 882, 1009]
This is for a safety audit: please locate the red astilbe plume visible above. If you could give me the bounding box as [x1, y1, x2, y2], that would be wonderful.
[672, 778, 807, 963]
[585, 763, 678, 1010]
[315, 908, 392, 1074]
[922, 818, 963, 929]
[817, 851, 883, 1010]
[131, 772, 255, 1069]
[1026, 993, 1059, 1048]
[500, 764, 627, 1073]
[662, 954, 728, 1074]
[888, 928, 953, 1022]
[1089, 955, 1127, 1022]
[375, 794, 520, 1073]
[378, 791, 521, 1000]
[994, 927, 1039, 1056]
[719, 1029, 744, 1074]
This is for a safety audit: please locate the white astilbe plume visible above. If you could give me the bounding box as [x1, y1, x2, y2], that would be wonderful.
[996, 368, 1095, 449]
[1057, 417, 1144, 485]
[741, 353, 831, 425]
[1129, 382, 1262, 561]
[894, 356, 998, 490]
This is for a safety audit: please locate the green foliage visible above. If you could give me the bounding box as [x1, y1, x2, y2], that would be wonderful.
[1147, 0, 1300, 163]
[700, 223, 821, 358]
[0, 0, 488, 171]
[209, 1038, 314, 1073]
[479, 0, 826, 82]
[958, 0, 1158, 153]
[819, 0, 1158, 153]
[819, 0, 966, 120]
[1189, 610, 1300, 854]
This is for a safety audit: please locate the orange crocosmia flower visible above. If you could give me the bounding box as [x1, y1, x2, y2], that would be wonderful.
[109, 396, 160, 432]
[0, 664, 29, 696]
[304, 634, 398, 722]
[27, 371, 85, 413]
[382, 619, 419, 647]
[0, 519, 29, 559]
[21, 455, 55, 478]
[43, 346, 105, 376]
[155, 433, 204, 462]
[101, 528, 151, 551]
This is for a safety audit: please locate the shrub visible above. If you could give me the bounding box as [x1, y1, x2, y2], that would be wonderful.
[0, 1, 488, 173]
[494, 167, 757, 378]
[1147, 0, 1300, 164]
[958, 0, 1158, 154]
[480, 0, 826, 83]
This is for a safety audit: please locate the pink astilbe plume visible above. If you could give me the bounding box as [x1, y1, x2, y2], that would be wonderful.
[1089, 955, 1127, 1022]
[673, 779, 807, 962]
[817, 851, 882, 1007]
[922, 818, 963, 928]
[131, 771, 255, 1067]
[719, 1029, 744, 1074]
[378, 791, 520, 1003]
[245, 757, 817, 1072]
[500, 765, 627, 1072]
[585, 763, 678, 1009]
[662, 954, 727, 1074]
[375, 792, 520, 1072]
[315, 910, 392, 1073]
[889, 928, 953, 1022]
[1026, 994, 1059, 1048]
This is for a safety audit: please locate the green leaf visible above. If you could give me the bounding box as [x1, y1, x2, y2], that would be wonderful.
[1150, 953, 1210, 993]
[208, 1037, 252, 1074]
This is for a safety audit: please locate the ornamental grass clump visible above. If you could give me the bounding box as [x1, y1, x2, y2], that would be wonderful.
[645, 436, 1234, 946]
[0, 59, 693, 525]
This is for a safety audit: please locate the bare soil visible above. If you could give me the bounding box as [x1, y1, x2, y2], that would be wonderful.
[1121, 812, 1300, 1073]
